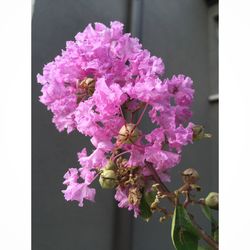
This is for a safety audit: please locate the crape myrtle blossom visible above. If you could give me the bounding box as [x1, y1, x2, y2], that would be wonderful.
[62, 168, 96, 207]
[115, 186, 140, 217]
[38, 21, 195, 217]
[37, 21, 164, 133]
[166, 74, 194, 124]
[61, 73, 194, 215]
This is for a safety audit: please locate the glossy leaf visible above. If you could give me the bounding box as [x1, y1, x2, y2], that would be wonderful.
[201, 205, 214, 222]
[171, 205, 200, 250]
[201, 204, 218, 242]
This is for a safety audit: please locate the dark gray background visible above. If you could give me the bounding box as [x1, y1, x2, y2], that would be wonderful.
[32, 1, 218, 249]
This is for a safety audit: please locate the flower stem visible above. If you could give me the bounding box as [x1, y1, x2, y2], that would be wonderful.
[145, 161, 175, 202]
[189, 213, 218, 250]
[135, 103, 149, 127]
[145, 161, 218, 250]
[119, 106, 127, 124]
[111, 150, 131, 162]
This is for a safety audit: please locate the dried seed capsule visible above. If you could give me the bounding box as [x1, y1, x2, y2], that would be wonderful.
[118, 123, 139, 144]
[76, 77, 96, 103]
[79, 77, 95, 95]
[192, 125, 212, 140]
[182, 168, 200, 184]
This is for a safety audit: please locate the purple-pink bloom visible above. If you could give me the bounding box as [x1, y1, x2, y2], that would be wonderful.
[37, 21, 165, 134]
[167, 123, 194, 153]
[38, 21, 197, 213]
[62, 168, 96, 206]
[63, 182, 96, 207]
[115, 187, 140, 217]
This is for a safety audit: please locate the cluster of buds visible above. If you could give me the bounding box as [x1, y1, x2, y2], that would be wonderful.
[99, 160, 117, 189]
[99, 156, 146, 211]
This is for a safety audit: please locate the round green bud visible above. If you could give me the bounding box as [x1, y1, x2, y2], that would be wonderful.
[104, 160, 117, 171]
[118, 123, 139, 144]
[205, 192, 219, 210]
[99, 169, 117, 189]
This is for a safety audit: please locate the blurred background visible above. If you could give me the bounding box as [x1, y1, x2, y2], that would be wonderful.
[32, 0, 218, 249]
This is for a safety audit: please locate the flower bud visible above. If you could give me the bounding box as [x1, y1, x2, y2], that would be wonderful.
[99, 169, 117, 189]
[192, 125, 212, 141]
[118, 123, 139, 144]
[104, 160, 117, 171]
[205, 192, 218, 210]
[182, 168, 200, 184]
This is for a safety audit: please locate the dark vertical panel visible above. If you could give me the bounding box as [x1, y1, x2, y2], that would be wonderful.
[132, 1, 218, 250]
[208, 4, 219, 191]
[32, 1, 129, 250]
[112, 208, 134, 250]
[130, 0, 144, 39]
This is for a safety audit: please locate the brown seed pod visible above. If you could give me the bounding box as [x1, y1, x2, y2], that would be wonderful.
[118, 123, 139, 144]
[182, 168, 200, 184]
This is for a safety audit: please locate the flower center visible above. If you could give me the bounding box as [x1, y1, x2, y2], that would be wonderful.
[76, 77, 95, 103]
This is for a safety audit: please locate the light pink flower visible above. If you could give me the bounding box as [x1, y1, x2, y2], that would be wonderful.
[37, 21, 164, 133]
[114, 187, 140, 217]
[38, 21, 197, 213]
[63, 183, 96, 207]
[62, 168, 96, 207]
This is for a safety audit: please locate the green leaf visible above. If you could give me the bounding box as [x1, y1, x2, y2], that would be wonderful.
[197, 246, 212, 250]
[201, 204, 218, 242]
[201, 205, 217, 225]
[171, 205, 200, 250]
[144, 190, 157, 205]
[139, 192, 152, 220]
[197, 245, 206, 250]
[213, 228, 219, 242]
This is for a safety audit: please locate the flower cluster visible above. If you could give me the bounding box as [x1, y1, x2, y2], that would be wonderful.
[37, 21, 195, 217]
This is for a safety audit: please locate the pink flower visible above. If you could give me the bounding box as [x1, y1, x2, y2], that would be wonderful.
[62, 183, 96, 207]
[92, 77, 127, 116]
[167, 123, 194, 153]
[78, 142, 111, 169]
[37, 21, 165, 133]
[62, 168, 96, 206]
[166, 74, 194, 123]
[114, 187, 140, 217]
[62, 168, 79, 185]
[144, 147, 181, 172]
[38, 21, 197, 215]
[167, 75, 194, 106]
